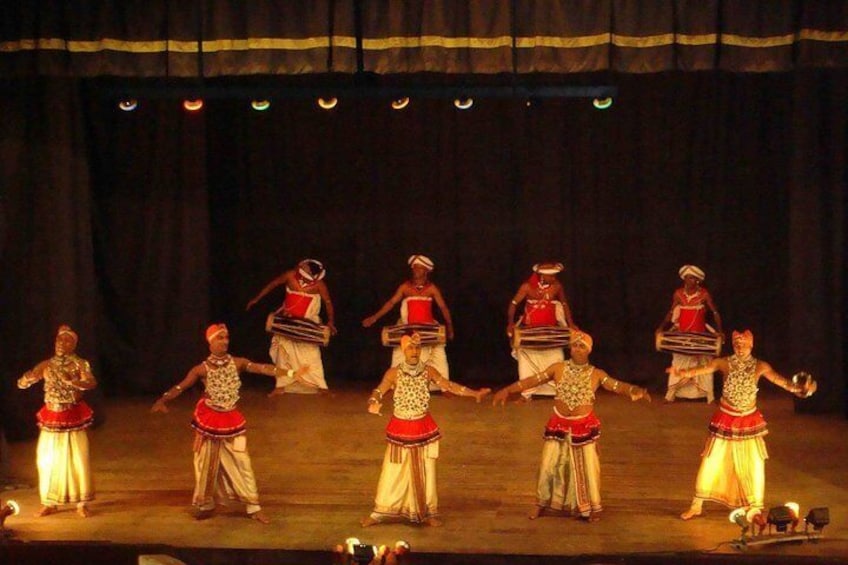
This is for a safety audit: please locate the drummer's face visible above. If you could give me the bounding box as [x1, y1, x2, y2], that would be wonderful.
[403, 342, 422, 364]
[411, 265, 430, 279]
[683, 275, 700, 290]
[209, 331, 230, 355]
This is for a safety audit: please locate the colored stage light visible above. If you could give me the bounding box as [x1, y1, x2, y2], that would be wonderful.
[118, 99, 138, 111]
[183, 99, 204, 112]
[251, 99, 271, 111]
[317, 97, 338, 110]
[453, 97, 474, 110]
[593, 97, 613, 109]
[391, 97, 410, 110]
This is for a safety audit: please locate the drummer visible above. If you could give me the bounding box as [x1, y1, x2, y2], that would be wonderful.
[362, 254, 453, 388]
[656, 264, 723, 403]
[506, 262, 577, 399]
[246, 259, 336, 393]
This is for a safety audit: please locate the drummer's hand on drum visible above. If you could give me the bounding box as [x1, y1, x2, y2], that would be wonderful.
[327, 322, 338, 335]
[446, 326, 455, 341]
[473, 388, 492, 403]
[506, 323, 515, 338]
[492, 387, 511, 407]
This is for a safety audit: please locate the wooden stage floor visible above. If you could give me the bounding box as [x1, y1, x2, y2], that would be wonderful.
[2, 383, 848, 564]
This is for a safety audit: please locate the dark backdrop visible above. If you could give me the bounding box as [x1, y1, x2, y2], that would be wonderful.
[1, 70, 845, 439]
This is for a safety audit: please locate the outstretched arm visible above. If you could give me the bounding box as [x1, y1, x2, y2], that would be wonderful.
[667, 357, 723, 381]
[367, 368, 399, 415]
[493, 363, 556, 406]
[759, 361, 816, 398]
[237, 358, 313, 388]
[151, 364, 205, 413]
[246, 272, 288, 311]
[17, 360, 49, 389]
[596, 369, 651, 402]
[362, 285, 406, 327]
[428, 368, 490, 402]
[507, 284, 528, 336]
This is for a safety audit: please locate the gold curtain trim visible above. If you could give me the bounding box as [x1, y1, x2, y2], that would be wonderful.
[1, 29, 847, 55]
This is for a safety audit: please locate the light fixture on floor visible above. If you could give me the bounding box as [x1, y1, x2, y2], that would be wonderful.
[391, 97, 410, 110]
[767, 503, 798, 534]
[0, 500, 19, 534]
[318, 97, 338, 110]
[454, 97, 473, 110]
[805, 507, 830, 533]
[592, 97, 613, 110]
[183, 99, 204, 112]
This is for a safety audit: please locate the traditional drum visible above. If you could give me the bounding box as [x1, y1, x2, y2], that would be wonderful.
[265, 314, 331, 346]
[381, 323, 446, 347]
[511, 325, 571, 350]
[655, 331, 721, 356]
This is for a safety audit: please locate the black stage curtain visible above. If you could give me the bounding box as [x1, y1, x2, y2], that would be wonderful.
[1, 71, 845, 442]
[1, 1, 847, 76]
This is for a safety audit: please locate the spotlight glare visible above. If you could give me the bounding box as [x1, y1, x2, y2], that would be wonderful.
[391, 97, 410, 110]
[454, 97, 474, 110]
[251, 99, 271, 111]
[317, 97, 338, 110]
[118, 99, 138, 112]
[183, 99, 204, 112]
[592, 97, 613, 110]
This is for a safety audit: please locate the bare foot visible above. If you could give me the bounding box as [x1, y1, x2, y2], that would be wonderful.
[267, 388, 285, 398]
[249, 510, 270, 524]
[76, 505, 91, 518]
[528, 506, 543, 520]
[360, 516, 379, 528]
[424, 517, 443, 527]
[680, 507, 703, 520]
[35, 505, 57, 517]
[583, 512, 601, 522]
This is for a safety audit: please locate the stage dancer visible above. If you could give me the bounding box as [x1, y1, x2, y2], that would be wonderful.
[361, 332, 490, 527]
[362, 254, 454, 388]
[656, 264, 723, 403]
[17, 325, 97, 517]
[506, 262, 577, 398]
[151, 323, 309, 522]
[674, 330, 816, 520]
[493, 330, 650, 522]
[246, 258, 335, 393]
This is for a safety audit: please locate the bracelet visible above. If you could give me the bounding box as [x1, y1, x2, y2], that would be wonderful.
[372, 388, 383, 400]
[611, 380, 619, 392]
[368, 396, 380, 404]
[287, 369, 295, 378]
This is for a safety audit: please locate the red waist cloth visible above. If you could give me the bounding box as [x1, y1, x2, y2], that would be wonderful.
[385, 413, 441, 447]
[37, 401, 94, 432]
[281, 291, 315, 319]
[406, 297, 435, 324]
[707, 400, 768, 440]
[543, 411, 601, 446]
[678, 308, 706, 332]
[523, 300, 557, 326]
[191, 398, 247, 439]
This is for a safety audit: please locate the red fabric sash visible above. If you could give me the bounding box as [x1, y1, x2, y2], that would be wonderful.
[281, 291, 315, 319]
[707, 400, 768, 440]
[543, 411, 601, 446]
[36, 401, 94, 432]
[191, 399, 247, 438]
[523, 300, 557, 326]
[385, 413, 441, 447]
[406, 297, 435, 324]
